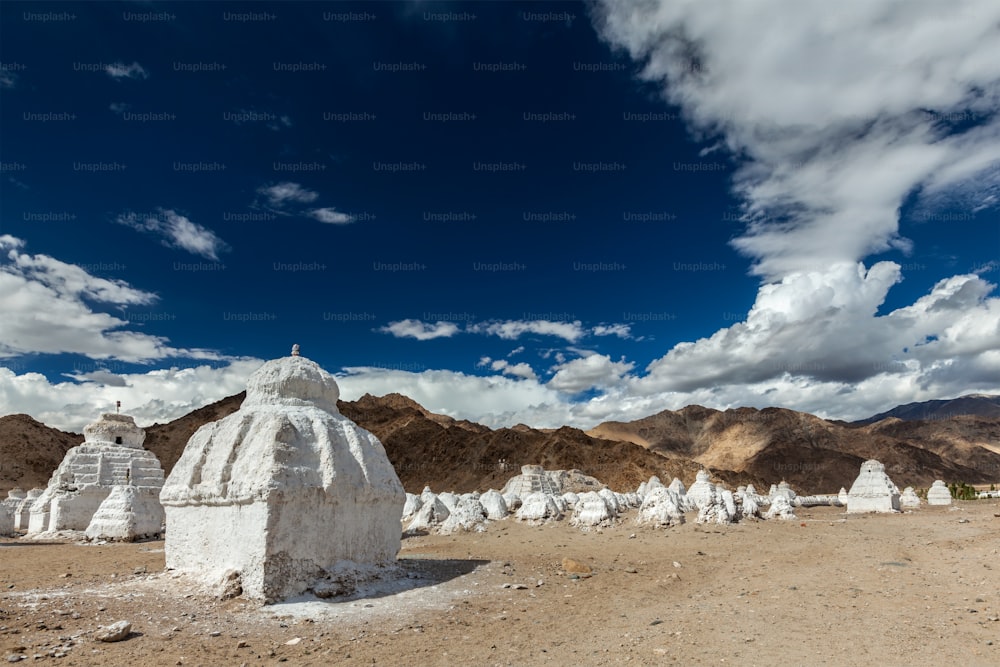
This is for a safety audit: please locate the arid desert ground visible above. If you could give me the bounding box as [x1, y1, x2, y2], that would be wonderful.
[2, 501, 999, 667]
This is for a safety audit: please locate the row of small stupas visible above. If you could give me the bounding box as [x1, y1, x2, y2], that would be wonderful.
[0, 346, 963, 603]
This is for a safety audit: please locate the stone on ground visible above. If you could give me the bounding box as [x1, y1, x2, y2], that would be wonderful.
[479, 489, 509, 520]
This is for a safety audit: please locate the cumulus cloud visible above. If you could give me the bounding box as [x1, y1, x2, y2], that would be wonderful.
[490, 359, 538, 381]
[592, 0, 1000, 281]
[581, 0, 1000, 411]
[547, 354, 635, 393]
[0, 71, 17, 89]
[0, 236, 223, 362]
[0, 360, 261, 432]
[105, 61, 148, 80]
[308, 207, 354, 224]
[115, 209, 229, 260]
[379, 319, 460, 340]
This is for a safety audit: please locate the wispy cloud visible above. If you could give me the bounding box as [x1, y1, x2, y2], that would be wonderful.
[256, 182, 319, 209]
[105, 61, 148, 80]
[309, 207, 354, 224]
[115, 208, 229, 260]
[379, 319, 460, 340]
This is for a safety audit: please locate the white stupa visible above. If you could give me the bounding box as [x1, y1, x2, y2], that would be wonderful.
[27, 413, 165, 539]
[845, 460, 900, 514]
[14, 488, 41, 531]
[501, 465, 561, 499]
[926, 480, 952, 506]
[685, 470, 715, 510]
[160, 346, 405, 603]
[899, 487, 921, 508]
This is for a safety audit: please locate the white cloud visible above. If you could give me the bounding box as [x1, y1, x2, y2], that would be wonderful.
[378, 319, 460, 340]
[0, 236, 224, 362]
[506, 346, 525, 357]
[592, 0, 1000, 281]
[547, 354, 634, 393]
[468, 319, 588, 342]
[257, 182, 319, 208]
[109, 102, 131, 115]
[489, 359, 538, 381]
[115, 209, 228, 260]
[0, 71, 17, 89]
[593, 324, 632, 339]
[309, 207, 354, 225]
[0, 360, 261, 432]
[105, 61, 148, 80]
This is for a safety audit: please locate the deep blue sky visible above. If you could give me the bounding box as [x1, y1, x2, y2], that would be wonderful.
[1, 1, 998, 430]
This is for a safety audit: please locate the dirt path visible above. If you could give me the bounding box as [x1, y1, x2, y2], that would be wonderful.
[2, 501, 999, 666]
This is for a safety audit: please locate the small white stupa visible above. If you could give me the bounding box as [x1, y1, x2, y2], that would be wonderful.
[14, 488, 41, 531]
[845, 460, 900, 514]
[926, 480, 952, 506]
[899, 487, 921, 508]
[685, 470, 715, 510]
[160, 346, 405, 603]
[27, 412, 165, 538]
[501, 465, 561, 499]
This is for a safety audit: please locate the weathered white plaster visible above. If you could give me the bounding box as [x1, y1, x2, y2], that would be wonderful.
[160, 352, 404, 603]
[846, 460, 900, 514]
[926, 480, 952, 506]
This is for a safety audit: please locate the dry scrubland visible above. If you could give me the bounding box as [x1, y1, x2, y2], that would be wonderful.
[3, 502, 999, 667]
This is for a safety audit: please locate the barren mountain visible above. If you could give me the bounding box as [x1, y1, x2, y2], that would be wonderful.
[337, 393, 708, 493]
[855, 393, 1000, 423]
[589, 405, 1000, 491]
[0, 414, 81, 496]
[7, 393, 1000, 499]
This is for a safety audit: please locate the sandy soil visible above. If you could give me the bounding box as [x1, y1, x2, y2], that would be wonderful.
[2, 501, 999, 667]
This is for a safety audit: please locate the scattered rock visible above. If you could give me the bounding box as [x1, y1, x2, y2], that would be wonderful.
[94, 620, 131, 643]
[285, 638, 302, 646]
[561, 558, 592, 574]
[624, 567, 638, 574]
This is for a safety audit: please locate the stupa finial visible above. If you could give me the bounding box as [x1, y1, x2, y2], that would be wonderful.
[291, 343, 300, 357]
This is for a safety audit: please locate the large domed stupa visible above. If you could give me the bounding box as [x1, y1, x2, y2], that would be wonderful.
[160, 345, 405, 603]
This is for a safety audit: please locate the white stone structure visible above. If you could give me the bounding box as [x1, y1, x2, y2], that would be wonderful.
[765, 495, 796, 520]
[838, 487, 849, 505]
[926, 480, 952, 506]
[515, 492, 563, 522]
[772, 481, 797, 502]
[1, 489, 24, 535]
[899, 487, 921, 508]
[635, 486, 685, 527]
[685, 470, 715, 510]
[405, 495, 450, 533]
[27, 414, 165, 538]
[479, 490, 509, 520]
[160, 350, 405, 603]
[85, 484, 163, 541]
[438, 496, 488, 534]
[845, 460, 900, 514]
[502, 465, 561, 498]
[571, 491, 616, 528]
[14, 488, 41, 531]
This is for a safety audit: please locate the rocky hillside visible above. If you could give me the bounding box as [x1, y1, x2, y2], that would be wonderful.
[588, 405, 1000, 491]
[0, 414, 81, 495]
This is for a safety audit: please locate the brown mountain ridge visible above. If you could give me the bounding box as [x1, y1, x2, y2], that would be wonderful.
[3, 393, 999, 497]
